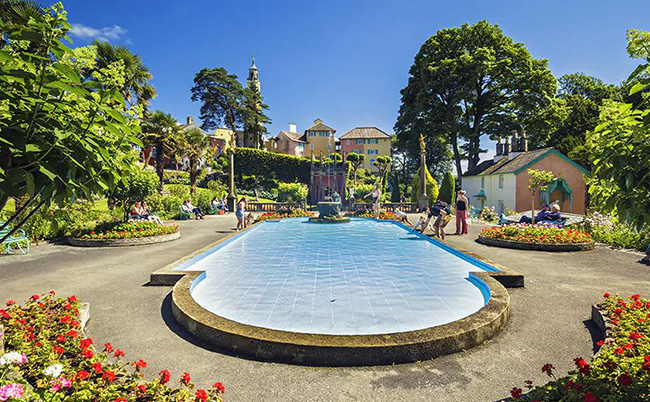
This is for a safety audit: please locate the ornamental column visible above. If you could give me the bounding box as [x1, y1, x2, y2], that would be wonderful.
[418, 134, 429, 209]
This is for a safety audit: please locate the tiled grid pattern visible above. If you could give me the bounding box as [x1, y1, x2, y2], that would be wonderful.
[189, 219, 487, 335]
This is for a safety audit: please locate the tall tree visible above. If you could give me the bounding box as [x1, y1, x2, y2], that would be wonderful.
[242, 87, 271, 149]
[177, 128, 214, 196]
[530, 73, 621, 167]
[345, 153, 365, 187]
[373, 156, 392, 191]
[92, 41, 156, 108]
[141, 111, 179, 193]
[191, 67, 246, 208]
[395, 21, 558, 183]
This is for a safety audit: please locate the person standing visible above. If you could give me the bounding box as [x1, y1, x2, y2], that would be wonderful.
[454, 190, 469, 235]
[236, 196, 247, 231]
[363, 184, 381, 219]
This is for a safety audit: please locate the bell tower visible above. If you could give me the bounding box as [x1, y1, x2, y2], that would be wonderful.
[244, 56, 263, 148]
[247, 55, 261, 93]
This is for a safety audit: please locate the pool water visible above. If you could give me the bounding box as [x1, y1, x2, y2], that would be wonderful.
[181, 218, 495, 335]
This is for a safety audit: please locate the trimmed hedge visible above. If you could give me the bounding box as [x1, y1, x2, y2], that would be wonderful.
[439, 171, 456, 205]
[411, 166, 439, 207]
[234, 148, 310, 184]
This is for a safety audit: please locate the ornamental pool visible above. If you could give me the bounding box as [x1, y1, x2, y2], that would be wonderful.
[174, 218, 499, 336]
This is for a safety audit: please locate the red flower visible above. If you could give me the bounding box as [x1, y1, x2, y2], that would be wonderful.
[91, 362, 103, 374]
[510, 387, 523, 399]
[541, 363, 555, 375]
[53, 345, 65, 354]
[613, 308, 623, 315]
[213, 382, 225, 394]
[617, 373, 632, 386]
[596, 340, 604, 346]
[114, 398, 126, 402]
[56, 335, 66, 343]
[82, 349, 94, 359]
[66, 330, 78, 338]
[103, 371, 116, 382]
[195, 389, 208, 402]
[181, 372, 192, 386]
[5, 300, 15, 306]
[603, 293, 611, 298]
[30, 294, 39, 300]
[137, 385, 147, 394]
[77, 370, 89, 380]
[61, 316, 72, 324]
[628, 332, 642, 340]
[614, 348, 625, 355]
[103, 343, 114, 353]
[611, 318, 618, 325]
[584, 391, 599, 402]
[623, 343, 634, 349]
[631, 294, 641, 301]
[159, 369, 171, 384]
[80, 338, 93, 349]
[68, 295, 78, 303]
[134, 359, 147, 369]
[642, 356, 650, 371]
[0, 309, 11, 319]
[114, 349, 125, 358]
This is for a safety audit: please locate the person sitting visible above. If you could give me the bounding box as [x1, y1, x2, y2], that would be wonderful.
[332, 190, 341, 203]
[539, 204, 562, 224]
[141, 201, 163, 225]
[245, 212, 255, 226]
[411, 207, 430, 233]
[129, 202, 147, 220]
[394, 209, 412, 225]
[519, 203, 550, 224]
[182, 199, 204, 219]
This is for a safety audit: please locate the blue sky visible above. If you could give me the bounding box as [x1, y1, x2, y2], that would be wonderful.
[59, 0, 648, 161]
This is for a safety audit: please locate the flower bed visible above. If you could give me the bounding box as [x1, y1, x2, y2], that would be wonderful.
[508, 293, 650, 401]
[255, 209, 313, 221]
[0, 292, 225, 401]
[352, 210, 400, 221]
[76, 221, 178, 240]
[478, 224, 594, 251]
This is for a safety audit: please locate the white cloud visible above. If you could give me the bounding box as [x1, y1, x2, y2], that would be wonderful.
[70, 23, 128, 42]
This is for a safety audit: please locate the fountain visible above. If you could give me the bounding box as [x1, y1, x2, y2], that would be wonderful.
[308, 187, 350, 223]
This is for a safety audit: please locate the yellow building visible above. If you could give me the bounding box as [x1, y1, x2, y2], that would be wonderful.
[304, 118, 336, 158]
[340, 127, 392, 171]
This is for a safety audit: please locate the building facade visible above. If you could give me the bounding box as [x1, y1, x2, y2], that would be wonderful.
[462, 134, 588, 214]
[340, 127, 392, 172]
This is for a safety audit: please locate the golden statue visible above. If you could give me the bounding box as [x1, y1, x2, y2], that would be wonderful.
[419, 134, 426, 153]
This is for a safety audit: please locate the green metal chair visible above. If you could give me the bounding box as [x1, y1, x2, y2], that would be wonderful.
[0, 221, 30, 255]
[178, 206, 192, 220]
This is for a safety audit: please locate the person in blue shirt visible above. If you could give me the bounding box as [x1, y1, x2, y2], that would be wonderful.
[519, 203, 549, 224]
[540, 204, 562, 224]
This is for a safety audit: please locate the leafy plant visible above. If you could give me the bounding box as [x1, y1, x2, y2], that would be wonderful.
[526, 169, 555, 224]
[276, 182, 308, 202]
[481, 224, 592, 244]
[77, 220, 178, 240]
[234, 148, 311, 184]
[109, 170, 159, 219]
[439, 171, 456, 205]
[410, 165, 439, 206]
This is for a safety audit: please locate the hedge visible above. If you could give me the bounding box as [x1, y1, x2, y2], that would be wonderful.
[234, 148, 310, 184]
[411, 166, 439, 207]
[439, 171, 456, 205]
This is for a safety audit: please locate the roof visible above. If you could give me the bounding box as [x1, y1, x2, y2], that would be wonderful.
[305, 119, 336, 132]
[179, 122, 209, 136]
[277, 131, 307, 143]
[339, 127, 392, 139]
[463, 148, 589, 176]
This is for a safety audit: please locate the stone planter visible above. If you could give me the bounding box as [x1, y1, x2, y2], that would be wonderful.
[317, 202, 341, 218]
[477, 235, 594, 252]
[69, 231, 180, 247]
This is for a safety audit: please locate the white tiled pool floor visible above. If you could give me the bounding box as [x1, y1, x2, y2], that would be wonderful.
[188, 218, 489, 335]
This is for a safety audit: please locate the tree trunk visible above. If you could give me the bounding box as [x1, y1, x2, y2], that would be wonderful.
[450, 131, 463, 186]
[155, 142, 164, 194]
[531, 192, 536, 224]
[190, 159, 197, 196]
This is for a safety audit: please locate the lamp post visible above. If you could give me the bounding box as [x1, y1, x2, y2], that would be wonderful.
[226, 131, 236, 211]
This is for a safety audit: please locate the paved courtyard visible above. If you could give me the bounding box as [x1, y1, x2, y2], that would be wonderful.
[0, 215, 648, 402]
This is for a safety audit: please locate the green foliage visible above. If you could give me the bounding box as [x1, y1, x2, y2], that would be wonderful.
[191, 67, 245, 132]
[110, 170, 159, 218]
[575, 212, 650, 251]
[411, 166, 439, 206]
[346, 153, 366, 187]
[585, 69, 650, 227]
[277, 182, 308, 202]
[439, 171, 456, 204]
[234, 148, 310, 184]
[78, 220, 177, 240]
[176, 127, 214, 195]
[373, 156, 391, 191]
[162, 170, 190, 185]
[0, 4, 144, 230]
[242, 85, 271, 149]
[353, 184, 374, 200]
[526, 169, 555, 223]
[164, 184, 223, 217]
[141, 110, 179, 191]
[395, 20, 557, 178]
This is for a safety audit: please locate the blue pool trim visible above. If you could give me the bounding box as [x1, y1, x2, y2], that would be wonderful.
[172, 223, 265, 271]
[467, 273, 491, 305]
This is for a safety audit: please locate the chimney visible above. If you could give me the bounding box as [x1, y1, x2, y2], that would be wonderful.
[289, 123, 297, 133]
[494, 136, 504, 162]
[509, 131, 523, 160]
[521, 131, 528, 152]
[504, 136, 510, 156]
[187, 116, 194, 125]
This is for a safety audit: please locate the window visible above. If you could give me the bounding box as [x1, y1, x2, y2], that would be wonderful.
[367, 149, 372, 155]
[498, 175, 504, 189]
[309, 131, 315, 137]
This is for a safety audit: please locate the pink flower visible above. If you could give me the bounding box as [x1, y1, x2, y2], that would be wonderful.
[0, 383, 25, 401]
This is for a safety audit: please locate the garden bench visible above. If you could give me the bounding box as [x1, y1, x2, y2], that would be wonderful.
[178, 206, 192, 220]
[0, 221, 30, 255]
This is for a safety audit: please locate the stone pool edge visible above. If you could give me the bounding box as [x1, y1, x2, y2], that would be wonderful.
[170, 269, 510, 366]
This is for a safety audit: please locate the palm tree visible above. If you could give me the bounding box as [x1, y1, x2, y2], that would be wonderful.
[141, 111, 179, 193]
[177, 128, 214, 195]
[0, 0, 45, 47]
[92, 41, 157, 108]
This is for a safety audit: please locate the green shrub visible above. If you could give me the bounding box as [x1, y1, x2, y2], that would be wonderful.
[162, 169, 190, 185]
[390, 172, 401, 202]
[411, 166, 439, 206]
[161, 195, 185, 219]
[234, 148, 310, 184]
[575, 212, 650, 251]
[110, 170, 160, 218]
[77, 220, 178, 239]
[353, 184, 374, 200]
[277, 182, 308, 202]
[166, 184, 191, 199]
[439, 171, 456, 205]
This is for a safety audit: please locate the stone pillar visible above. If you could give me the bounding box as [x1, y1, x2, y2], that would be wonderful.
[418, 135, 429, 209]
[227, 135, 236, 211]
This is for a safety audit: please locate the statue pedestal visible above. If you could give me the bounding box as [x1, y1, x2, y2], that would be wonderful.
[418, 194, 429, 210]
[227, 194, 236, 212]
[317, 202, 341, 218]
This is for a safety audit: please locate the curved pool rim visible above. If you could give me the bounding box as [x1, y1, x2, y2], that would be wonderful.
[163, 218, 519, 366]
